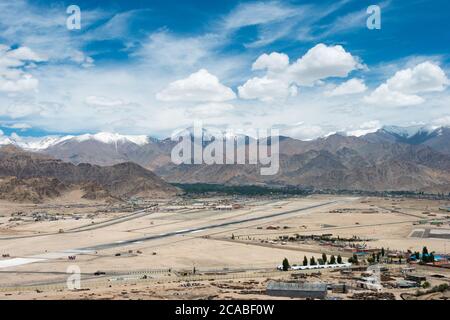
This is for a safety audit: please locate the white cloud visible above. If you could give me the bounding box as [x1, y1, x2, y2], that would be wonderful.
[222, 1, 297, 30]
[346, 120, 381, 137]
[0, 45, 45, 93]
[0, 74, 39, 92]
[364, 61, 449, 107]
[187, 102, 235, 118]
[239, 44, 362, 102]
[252, 52, 289, 72]
[385, 61, 449, 94]
[325, 78, 367, 96]
[432, 116, 450, 127]
[5, 46, 46, 62]
[0, 101, 62, 119]
[156, 69, 236, 102]
[137, 31, 219, 70]
[364, 84, 424, 107]
[238, 76, 295, 102]
[85, 96, 127, 107]
[287, 44, 363, 86]
[279, 123, 325, 141]
[1, 122, 32, 130]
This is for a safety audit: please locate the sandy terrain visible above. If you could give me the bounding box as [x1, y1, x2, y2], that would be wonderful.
[0, 195, 449, 300]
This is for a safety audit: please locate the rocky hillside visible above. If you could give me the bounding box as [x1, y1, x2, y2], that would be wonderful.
[0, 146, 178, 202]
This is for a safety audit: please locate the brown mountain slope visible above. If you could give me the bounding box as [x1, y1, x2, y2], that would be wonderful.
[0, 146, 178, 202]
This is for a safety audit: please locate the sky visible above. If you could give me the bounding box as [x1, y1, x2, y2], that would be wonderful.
[0, 0, 449, 140]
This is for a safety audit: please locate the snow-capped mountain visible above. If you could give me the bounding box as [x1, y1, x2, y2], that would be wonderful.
[363, 125, 448, 147]
[0, 132, 150, 151]
[73, 132, 149, 146]
[0, 134, 73, 151]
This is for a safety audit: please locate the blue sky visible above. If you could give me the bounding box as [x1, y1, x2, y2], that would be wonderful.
[0, 0, 449, 139]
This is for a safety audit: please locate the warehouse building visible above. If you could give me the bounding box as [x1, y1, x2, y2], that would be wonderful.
[266, 281, 327, 299]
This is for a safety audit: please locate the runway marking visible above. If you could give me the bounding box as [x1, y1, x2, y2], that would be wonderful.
[0, 258, 47, 269]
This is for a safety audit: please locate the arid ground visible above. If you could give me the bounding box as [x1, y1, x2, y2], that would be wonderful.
[1, 194, 449, 300]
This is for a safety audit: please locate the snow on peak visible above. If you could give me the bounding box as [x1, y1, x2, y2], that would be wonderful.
[74, 132, 149, 145]
[0, 134, 73, 151]
[0, 132, 150, 151]
[381, 125, 436, 138]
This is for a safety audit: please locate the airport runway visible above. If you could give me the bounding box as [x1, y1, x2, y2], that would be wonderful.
[80, 200, 337, 251]
[0, 200, 338, 269]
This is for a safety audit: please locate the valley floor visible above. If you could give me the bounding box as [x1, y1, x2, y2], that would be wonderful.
[0, 195, 449, 300]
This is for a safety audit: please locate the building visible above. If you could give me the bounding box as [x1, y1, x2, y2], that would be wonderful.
[331, 283, 349, 293]
[405, 274, 426, 283]
[266, 281, 327, 299]
[396, 280, 419, 288]
[214, 205, 233, 210]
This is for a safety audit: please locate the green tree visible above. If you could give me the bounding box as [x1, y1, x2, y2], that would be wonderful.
[330, 255, 336, 264]
[303, 256, 308, 266]
[429, 252, 435, 263]
[422, 246, 429, 256]
[322, 253, 328, 264]
[414, 252, 420, 260]
[310, 256, 317, 265]
[337, 255, 342, 264]
[282, 258, 290, 271]
[381, 247, 385, 257]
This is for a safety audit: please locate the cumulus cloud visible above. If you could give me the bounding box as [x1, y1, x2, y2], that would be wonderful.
[156, 69, 236, 102]
[252, 52, 289, 72]
[364, 61, 449, 107]
[0, 45, 45, 93]
[238, 76, 297, 102]
[287, 44, 363, 86]
[385, 61, 449, 94]
[0, 74, 39, 92]
[364, 84, 424, 107]
[5, 46, 46, 62]
[239, 44, 362, 102]
[325, 78, 367, 96]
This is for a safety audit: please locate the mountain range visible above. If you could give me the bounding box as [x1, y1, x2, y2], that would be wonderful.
[1, 125, 449, 195]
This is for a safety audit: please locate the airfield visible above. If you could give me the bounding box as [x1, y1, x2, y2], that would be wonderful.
[0, 194, 449, 300]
